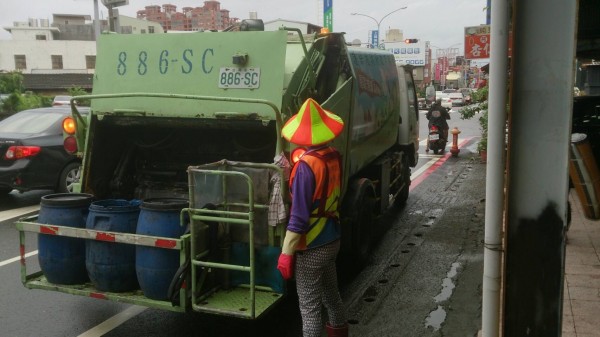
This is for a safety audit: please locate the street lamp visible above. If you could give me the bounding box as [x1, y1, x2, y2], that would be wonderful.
[351, 6, 407, 48]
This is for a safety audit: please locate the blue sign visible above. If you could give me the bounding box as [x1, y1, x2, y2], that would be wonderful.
[323, 0, 333, 31]
[371, 30, 379, 49]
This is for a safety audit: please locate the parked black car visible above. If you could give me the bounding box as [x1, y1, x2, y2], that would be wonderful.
[0, 106, 89, 194]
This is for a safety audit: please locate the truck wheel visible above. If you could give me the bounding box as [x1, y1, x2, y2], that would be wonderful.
[57, 162, 82, 193]
[348, 179, 376, 269]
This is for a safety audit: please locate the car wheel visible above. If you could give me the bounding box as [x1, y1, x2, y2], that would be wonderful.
[58, 162, 82, 193]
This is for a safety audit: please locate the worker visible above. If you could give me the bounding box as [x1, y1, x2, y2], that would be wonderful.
[277, 98, 348, 337]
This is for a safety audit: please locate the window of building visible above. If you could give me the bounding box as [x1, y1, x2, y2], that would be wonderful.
[85, 55, 96, 69]
[51, 55, 63, 69]
[141, 29, 146, 34]
[14, 55, 26, 70]
[149, 26, 155, 33]
[36, 34, 47, 40]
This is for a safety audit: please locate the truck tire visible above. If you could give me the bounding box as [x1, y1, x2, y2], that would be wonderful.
[347, 178, 376, 269]
[57, 162, 82, 193]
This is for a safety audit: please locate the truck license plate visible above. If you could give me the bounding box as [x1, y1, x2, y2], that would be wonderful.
[218, 67, 260, 89]
[429, 133, 439, 141]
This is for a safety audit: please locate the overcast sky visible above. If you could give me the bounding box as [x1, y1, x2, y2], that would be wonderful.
[0, 0, 488, 61]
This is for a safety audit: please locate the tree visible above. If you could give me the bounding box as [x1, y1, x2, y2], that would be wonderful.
[0, 72, 24, 93]
[458, 85, 489, 152]
[67, 86, 91, 106]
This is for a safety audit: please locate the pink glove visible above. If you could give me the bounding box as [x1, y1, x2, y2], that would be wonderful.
[277, 253, 294, 280]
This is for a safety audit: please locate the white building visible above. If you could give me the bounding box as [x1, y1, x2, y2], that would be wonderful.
[0, 14, 163, 74]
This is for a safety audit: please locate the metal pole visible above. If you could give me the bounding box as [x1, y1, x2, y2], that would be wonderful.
[481, 0, 510, 336]
[503, 0, 576, 335]
[93, 0, 100, 41]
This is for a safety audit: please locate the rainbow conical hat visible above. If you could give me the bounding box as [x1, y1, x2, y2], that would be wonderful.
[282, 98, 344, 146]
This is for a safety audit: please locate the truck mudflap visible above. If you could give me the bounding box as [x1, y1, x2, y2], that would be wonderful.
[15, 160, 289, 319]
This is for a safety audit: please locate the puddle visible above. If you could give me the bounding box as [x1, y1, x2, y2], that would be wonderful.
[425, 305, 447, 331]
[425, 262, 461, 331]
[434, 262, 460, 302]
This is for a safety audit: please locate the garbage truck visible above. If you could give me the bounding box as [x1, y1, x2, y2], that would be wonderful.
[15, 21, 419, 319]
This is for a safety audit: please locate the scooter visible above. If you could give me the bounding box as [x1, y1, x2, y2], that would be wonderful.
[425, 110, 448, 154]
[426, 124, 447, 154]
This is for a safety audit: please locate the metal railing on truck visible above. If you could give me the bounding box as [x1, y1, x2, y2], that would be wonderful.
[67, 93, 286, 155]
[186, 160, 288, 319]
[15, 217, 191, 312]
[15, 160, 289, 318]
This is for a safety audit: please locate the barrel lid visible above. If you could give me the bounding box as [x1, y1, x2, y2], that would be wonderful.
[571, 133, 587, 143]
[40, 193, 94, 207]
[90, 199, 142, 211]
[141, 198, 189, 211]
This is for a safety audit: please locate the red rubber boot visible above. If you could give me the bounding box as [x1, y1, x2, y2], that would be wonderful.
[326, 323, 348, 337]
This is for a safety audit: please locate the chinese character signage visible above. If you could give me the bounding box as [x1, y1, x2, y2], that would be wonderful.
[465, 25, 490, 59]
[323, 0, 333, 32]
[385, 41, 426, 65]
[465, 24, 512, 59]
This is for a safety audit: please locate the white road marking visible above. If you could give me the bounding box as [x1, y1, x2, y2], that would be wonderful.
[411, 157, 439, 180]
[0, 205, 40, 222]
[0, 250, 38, 267]
[0, 205, 41, 268]
[77, 305, 147, 337]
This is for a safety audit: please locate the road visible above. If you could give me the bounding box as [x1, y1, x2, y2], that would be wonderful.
[0, 107, 484, 337]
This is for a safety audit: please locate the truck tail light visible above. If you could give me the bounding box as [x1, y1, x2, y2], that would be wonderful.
[4, 146, 41, 160]
[63, 117, 76, 135]
[291, 147, 307, 164]
[64, 136, 78, 154]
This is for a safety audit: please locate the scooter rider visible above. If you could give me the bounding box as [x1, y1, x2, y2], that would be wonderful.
[426, 98, 451, 140]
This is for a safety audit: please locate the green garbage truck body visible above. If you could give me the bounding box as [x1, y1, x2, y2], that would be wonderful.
[16, 25, 418, 319]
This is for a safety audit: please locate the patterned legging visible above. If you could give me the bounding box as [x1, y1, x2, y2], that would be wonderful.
[295, 240, 347, 337]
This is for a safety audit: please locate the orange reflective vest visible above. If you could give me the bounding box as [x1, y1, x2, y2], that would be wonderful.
[289, 146, 342, 250]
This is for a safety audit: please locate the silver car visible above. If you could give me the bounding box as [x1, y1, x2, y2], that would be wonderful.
[448, 92, 465, 106]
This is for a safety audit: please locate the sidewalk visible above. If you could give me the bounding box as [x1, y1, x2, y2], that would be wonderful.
[563, 190, 600, 337]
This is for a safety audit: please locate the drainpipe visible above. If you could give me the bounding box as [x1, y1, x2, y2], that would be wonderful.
[481, 0, 510, 336]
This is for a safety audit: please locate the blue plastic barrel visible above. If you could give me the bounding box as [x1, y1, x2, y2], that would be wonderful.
[38, 193, 94, 284]
[136, 198, 188, 300]
[86, 199, 141, 292]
